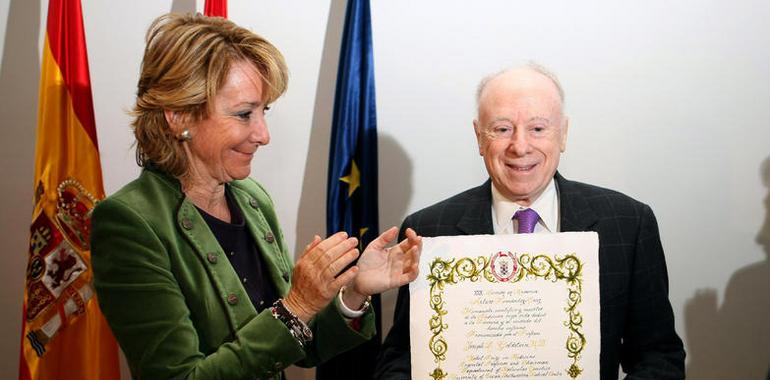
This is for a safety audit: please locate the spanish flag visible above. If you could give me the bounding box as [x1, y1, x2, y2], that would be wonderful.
[19, 1, 119, 379]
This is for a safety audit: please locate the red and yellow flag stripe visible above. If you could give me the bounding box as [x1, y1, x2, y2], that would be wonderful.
[20, 1, 119, 379]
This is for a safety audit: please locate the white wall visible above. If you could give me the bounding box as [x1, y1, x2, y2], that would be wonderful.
[1, 1, 768, 379]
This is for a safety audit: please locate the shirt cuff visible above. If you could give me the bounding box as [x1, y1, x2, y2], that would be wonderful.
[336, 287, 371, 319]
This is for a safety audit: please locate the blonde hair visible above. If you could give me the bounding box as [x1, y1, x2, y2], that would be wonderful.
[131, 13, 288, 178]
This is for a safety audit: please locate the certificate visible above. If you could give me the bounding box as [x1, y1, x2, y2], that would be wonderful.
[409, 232, 600, 379]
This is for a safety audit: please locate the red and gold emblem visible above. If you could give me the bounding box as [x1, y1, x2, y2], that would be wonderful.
[490, 251, 518, 282]
[26, 213, 61, 321]
[55, 178, 97, 251]
[24, 178, 97, 356]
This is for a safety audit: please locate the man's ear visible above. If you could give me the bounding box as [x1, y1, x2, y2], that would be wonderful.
[473, 119, 484, 156]
[560, 117, 569, 153]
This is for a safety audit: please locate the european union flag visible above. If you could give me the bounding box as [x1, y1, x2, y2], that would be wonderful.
[320, 0, 380, 379]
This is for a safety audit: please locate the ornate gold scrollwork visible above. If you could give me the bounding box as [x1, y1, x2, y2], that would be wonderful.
[426, 253, 585, 379]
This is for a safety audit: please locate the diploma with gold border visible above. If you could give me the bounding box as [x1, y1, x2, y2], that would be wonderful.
[409, 232, 600, 379]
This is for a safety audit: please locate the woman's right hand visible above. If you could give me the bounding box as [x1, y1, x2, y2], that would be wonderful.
[283, 232, 360, 323]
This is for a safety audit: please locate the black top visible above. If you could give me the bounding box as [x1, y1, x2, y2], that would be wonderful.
[197, 188, 278, 313]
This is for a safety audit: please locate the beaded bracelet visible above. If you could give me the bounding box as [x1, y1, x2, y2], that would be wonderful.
[270, 299, 313, 348]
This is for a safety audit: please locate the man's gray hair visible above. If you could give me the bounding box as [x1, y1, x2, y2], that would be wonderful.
[475, 62, 566, 114]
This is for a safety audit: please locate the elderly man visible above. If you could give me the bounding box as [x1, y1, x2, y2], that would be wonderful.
[374, 64, 685, 379]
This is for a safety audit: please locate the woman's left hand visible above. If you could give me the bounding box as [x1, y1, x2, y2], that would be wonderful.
[341, 227, 422, 309]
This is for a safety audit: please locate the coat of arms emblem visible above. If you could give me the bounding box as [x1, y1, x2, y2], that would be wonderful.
[490, 251, 518, 282]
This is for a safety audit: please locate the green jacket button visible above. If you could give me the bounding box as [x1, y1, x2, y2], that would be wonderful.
[282, 272, 289, 282]
[181, 218, 193, 230]
[206, 252, 217, 264]
[265, 231, 275, 243]
[249, 198, 258, 208]
[226, 293, 238, 305]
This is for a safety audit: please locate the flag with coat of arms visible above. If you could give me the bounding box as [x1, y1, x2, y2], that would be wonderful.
[19, 1, 120, 379]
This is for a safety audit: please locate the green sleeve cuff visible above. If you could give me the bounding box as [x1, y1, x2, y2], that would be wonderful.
[294, 297, 377, 367]
[232, 309, 306, 378]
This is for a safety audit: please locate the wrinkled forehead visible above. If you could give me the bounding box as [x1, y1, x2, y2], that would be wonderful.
[207, 60, 267, 112]
[478, 69, 564, 118]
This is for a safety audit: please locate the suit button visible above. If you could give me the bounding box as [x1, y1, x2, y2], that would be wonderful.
[265, 232, 275, 243]
[282, 272, 289, 282]
[206, 252, 217, 264]
[181, 218, 193, 230]
[226, 293, 239, 305]
[249, 198, 258, 208]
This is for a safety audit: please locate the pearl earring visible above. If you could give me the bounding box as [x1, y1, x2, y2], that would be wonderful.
[179, 129, 192, 141]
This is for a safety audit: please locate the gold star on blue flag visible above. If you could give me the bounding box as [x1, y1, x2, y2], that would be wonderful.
[321, 1, 381, 379]
[339, 160, 360, 198]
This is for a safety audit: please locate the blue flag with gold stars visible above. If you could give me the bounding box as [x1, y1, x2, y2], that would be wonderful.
[325, 0, 378, 262]
[320, 0, 380, 379]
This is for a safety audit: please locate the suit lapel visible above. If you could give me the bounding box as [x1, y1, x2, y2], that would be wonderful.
[176, 196, 258, 332]
[145, 169, 217, 269]
[555, 172, 599, 232]
[458, 175, 597, 234]
[456, 180, 495, 235]
[229, 185, 291, 297]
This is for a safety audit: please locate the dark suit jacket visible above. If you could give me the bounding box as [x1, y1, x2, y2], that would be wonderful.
[375, 173, 685, 379]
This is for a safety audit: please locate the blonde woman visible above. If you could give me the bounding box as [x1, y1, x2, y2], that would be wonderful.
[91, 13, 420, 380]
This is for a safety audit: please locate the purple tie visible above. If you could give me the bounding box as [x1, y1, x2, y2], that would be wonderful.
[513, 208, 539, 234]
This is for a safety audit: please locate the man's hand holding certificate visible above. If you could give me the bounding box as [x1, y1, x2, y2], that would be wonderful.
[409, 232, 600, 379]
[375, 65, 684, 380]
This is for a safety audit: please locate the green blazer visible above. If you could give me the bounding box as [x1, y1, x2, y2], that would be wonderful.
[91, 168, 375, 380]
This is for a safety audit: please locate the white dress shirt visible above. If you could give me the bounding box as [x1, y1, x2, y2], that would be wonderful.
[490, 178, 560, 234]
